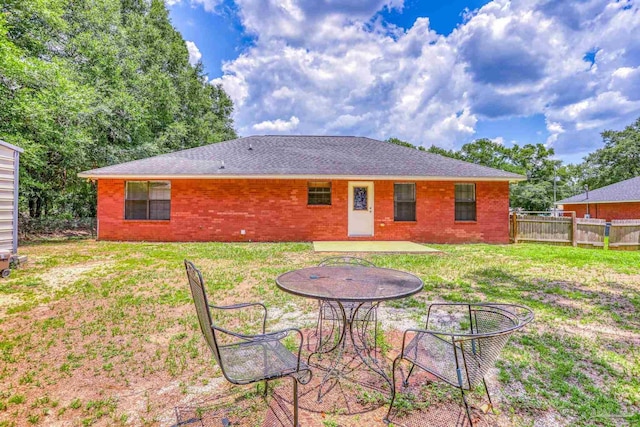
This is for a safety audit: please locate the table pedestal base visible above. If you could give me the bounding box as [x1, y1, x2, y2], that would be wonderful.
[307, 301, 392, 403]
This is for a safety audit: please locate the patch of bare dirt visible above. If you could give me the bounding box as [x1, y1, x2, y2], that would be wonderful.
[533, 411, 573, 427]
[561, 323, 640, 344]
[38, 261, 115, 290]
[0, 293, 21, 309]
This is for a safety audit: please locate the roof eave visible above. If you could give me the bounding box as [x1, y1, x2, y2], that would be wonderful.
[556, 199, 640, 205]
[78, 172, 525, 181]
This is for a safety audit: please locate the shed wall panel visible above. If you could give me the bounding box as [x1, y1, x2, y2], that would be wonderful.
[0, 144, 18, 252]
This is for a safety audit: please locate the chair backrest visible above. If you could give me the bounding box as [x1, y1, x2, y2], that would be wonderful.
[459, 304, 531, 389]
[184, 260, 222, 365]
[427, 303, 532, 390]
[318, 256, 375, 267]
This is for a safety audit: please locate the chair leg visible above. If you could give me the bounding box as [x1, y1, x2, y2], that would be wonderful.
[292, 377, 299, 427]
[403, 362, 416, 387]
[460, 388, 474, 426]
[384, 357, 401, 424]
[482, 377, 494, 412]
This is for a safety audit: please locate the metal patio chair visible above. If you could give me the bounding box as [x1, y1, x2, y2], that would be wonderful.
[313, 256, 379, 352]
[184, 260, 312, 426]
[385, 302, 534, 426]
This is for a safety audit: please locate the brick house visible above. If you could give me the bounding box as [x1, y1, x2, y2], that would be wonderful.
[78, 136, 524, 243]
[556, 176, 640, 221]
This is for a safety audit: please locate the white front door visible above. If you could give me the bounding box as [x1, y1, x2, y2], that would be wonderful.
[348, 181, 374, 237]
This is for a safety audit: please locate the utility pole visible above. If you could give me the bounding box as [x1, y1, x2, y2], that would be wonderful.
[584, 184, 590, 218]
[553, 166, 558, 216]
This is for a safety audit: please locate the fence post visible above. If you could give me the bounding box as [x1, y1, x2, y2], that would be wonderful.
[512, 212, 518, 244]
[571, 212, 577, 247]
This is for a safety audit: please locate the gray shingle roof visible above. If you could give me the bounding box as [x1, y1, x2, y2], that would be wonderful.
[557, 175, 640, 204]
[78, 135, 524, 180]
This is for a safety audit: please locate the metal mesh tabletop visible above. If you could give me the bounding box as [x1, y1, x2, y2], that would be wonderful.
[276, 266, 423, 302]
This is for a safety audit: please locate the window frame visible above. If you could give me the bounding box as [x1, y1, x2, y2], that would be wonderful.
[307, 181, 332, 206]
[394, 182, 416, 222]
[454, 183, 476, 222]
[124, 181, 171, 221]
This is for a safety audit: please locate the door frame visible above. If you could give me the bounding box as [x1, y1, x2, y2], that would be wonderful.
[347, 181, 374, 237]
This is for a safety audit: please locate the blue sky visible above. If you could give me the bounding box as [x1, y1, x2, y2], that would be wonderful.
[167, 0, 640, 164]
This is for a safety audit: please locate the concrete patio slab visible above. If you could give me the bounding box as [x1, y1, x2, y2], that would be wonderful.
[313, 241, 440, 253]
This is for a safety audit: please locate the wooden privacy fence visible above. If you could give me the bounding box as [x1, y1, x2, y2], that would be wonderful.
[511, 212, 606, 248]
[609, 219, 640, 250]
[575, 218, 606, 248]
[511, 213, 573, 245]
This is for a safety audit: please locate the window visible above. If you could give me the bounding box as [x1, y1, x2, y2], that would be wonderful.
[455, 183, 476, 221]
[353, 187, 368, 210]
[308, 181, 331, 205]
[125, 181, 171, 220]
[394, 183, 416, 221]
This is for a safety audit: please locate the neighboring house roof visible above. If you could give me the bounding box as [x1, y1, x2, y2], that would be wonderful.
[78, 135, 525, 180]
[0, 139, 24, 153]
[557, 175, 640, 204]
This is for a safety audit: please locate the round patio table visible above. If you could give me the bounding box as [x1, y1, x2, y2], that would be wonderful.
[276, 265, 423, 401]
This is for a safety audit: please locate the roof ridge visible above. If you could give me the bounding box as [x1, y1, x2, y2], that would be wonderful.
[262, 134, 359, 137]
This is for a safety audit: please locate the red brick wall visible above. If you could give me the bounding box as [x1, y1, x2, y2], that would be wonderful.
[97, 179, 511, 243]
[567, 202, 640, 222]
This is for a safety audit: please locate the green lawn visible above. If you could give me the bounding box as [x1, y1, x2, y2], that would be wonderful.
[0, 241, 638, 426]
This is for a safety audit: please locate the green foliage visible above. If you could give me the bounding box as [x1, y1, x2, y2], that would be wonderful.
[508, 143, 566, 211]
[425, 144, 461, 158]
[460, 138, 515, 172]
[578, 117, 640, 191]
[392, 137, 571, 210]
[456, 139, 573, 211]
[392, 116, 640, 210]
[386, 137, 426, 151]
[0, 0, 236, 217]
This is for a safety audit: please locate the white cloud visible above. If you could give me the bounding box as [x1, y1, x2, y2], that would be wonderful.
[560, 91, 640, 130]
[185, 41, 202, 66]
[205, 0, 640, 157]
[545, 119, 565, 146]
[609, 66, 640, 100]
[328, 113, 373, 130]
[546, 121, 564, 134]
[235, 0, 404, 41]
[272, 86, 296, 100]
[253, 116, 300, 132]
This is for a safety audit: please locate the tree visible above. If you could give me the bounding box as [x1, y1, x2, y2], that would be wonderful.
[389, 136, 570, 211]
[386, 137, 425, 150]
[428, 139, 565, 210]
[578, 117, 640, 190]
[0, 0, 237, 217]
[388, 116, 640, 211]
[426, 145, 462, 159]
[507, 144, 560, 211]
[459, 139, 514, 172]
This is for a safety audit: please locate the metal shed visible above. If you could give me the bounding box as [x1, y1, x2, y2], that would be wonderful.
[0, 139, 23, 254]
